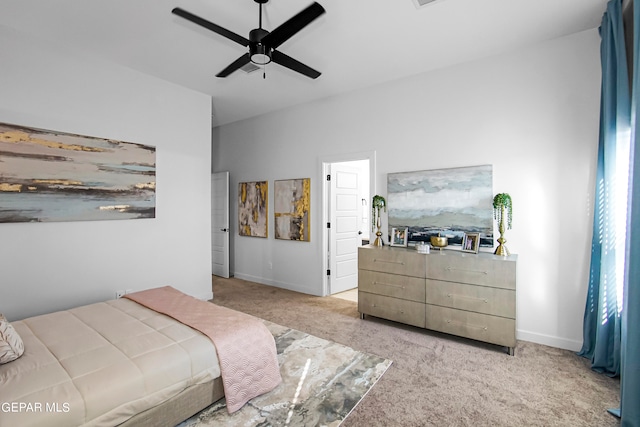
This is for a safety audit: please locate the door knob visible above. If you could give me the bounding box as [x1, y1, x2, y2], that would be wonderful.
[220, 228, 229, 232]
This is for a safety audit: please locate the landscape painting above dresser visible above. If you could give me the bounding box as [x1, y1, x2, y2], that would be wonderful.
[387, 165, 493, 246]
[0, 122, 156, 223]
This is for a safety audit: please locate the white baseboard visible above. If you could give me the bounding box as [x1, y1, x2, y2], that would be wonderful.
[232, 273, 322, 296]
[517, 329, 583, 352]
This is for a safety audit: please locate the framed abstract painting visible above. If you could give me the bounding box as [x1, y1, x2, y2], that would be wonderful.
[274, 178, 310, 241]
[238, 180, 268, 238]
[0, 122, 155, 223]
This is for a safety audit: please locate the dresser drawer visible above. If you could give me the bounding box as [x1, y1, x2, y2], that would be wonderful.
[359, 292, 426, 328]
[425, 279, 515, 318]
[425, 305, 516, 348]
[426, 252, 516, 289]
[359, 246, 426, 278]
[359, 270, 425, 302]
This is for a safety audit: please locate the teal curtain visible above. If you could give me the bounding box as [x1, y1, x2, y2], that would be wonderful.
[581, 0, 640, 424]
[578, 0, 629, 377]
[621, 1, 640, 425]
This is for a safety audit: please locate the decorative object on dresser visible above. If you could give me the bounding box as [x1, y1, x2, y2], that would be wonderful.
[390, 226, 408, 247]
[493, 193, 513, 256]
[462, 232, 480, 253]
[371, 194, 387, 247]
[415, 241, 430, 253]
[357, 245, 517, 355]
[430, 233, 448, 250]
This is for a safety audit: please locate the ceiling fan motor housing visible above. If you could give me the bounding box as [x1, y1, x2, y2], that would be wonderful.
[249, 28, 271, 65]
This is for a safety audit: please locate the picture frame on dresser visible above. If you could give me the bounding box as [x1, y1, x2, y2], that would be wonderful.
[462, 232, 480, 253]
[390, 227, 408, 247]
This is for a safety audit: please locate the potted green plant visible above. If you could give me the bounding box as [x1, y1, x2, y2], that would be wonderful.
[372, 195, 386, 247]
[493, 193, 512, 256]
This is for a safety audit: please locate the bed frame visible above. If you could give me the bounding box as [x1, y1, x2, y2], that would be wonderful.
[119, 377, 225, 427]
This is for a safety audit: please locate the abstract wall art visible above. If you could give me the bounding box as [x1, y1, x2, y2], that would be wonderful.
[0, 122, 156, 223]
[387, 164, 493, 246]
[238, 180, 268, 238]
[274, 178, 310, 241]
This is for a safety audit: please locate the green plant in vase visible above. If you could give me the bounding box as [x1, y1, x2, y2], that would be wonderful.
[372, 195, 386, 247]
[493, 193, 512, 256]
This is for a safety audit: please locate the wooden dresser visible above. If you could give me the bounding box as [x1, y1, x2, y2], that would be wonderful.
[358, 245, 517, 355]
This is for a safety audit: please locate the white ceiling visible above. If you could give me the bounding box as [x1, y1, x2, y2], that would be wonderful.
[0, 0, 608, 127]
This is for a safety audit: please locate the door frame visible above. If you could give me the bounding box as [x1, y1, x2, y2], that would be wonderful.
[211, 171, 230, 278]
[320, 150, 376, 296]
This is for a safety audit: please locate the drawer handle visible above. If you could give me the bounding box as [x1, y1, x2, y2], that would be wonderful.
[445, 266, 488, 275]
[446, 293, 488, 303]
[374, 259, 405, 265]
[374, 281, 405, 289]
[446, 319, 488, 331]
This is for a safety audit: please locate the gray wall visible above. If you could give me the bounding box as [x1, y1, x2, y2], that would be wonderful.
[213, 29, 601, 351]
[0, 26, 213, 320]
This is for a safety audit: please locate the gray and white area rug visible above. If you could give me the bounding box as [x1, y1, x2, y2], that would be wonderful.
[178, 320, 392, 427]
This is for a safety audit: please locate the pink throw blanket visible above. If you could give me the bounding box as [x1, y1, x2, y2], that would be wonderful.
[124, 286, 281, 413]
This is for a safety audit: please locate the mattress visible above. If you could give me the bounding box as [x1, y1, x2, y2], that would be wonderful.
[0, 298, 221, 427]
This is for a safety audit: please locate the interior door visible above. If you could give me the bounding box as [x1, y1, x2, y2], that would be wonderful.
[329, 163, 361, 294]
[211, 171, 230, 278]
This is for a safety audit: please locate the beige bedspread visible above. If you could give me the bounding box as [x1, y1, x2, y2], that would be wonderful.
[0, 298, 220, 427]
[124, 286, 282, 413]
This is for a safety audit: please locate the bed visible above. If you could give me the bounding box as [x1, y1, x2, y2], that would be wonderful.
[0, 286, 281, 427]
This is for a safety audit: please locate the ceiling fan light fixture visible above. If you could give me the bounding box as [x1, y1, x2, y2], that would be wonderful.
[249, 28, 271, 65]
[250, 45, 271, 65]
[251, 54, 270, 65]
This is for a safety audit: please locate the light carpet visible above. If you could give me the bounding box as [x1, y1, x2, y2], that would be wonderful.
[177, 320, 392, 427]
[210, 276, 621, 426]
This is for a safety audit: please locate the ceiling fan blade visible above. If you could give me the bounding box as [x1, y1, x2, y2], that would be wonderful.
[216, 53, 251, 78]
[261, 2, 325, 49]
[172, 7, 249, 47]
[271, 50, 321, 79]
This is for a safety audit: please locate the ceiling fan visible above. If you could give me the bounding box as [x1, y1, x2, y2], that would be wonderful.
[171, 0, 326, 79]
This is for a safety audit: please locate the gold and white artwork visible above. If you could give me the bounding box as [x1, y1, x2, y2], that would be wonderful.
[274, 178, 310, 241]
[238, 181, 268, 238]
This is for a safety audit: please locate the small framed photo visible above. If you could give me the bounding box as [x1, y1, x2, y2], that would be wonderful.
[390, 227, 409, 247]
[462, 232, 480, 253]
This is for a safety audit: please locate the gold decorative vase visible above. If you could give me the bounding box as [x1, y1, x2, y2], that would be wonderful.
[373, 215, 383, 247]
[494, 205, 510, 256]
[371, 195, 386, 247]
[430, 235, 448, 250]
